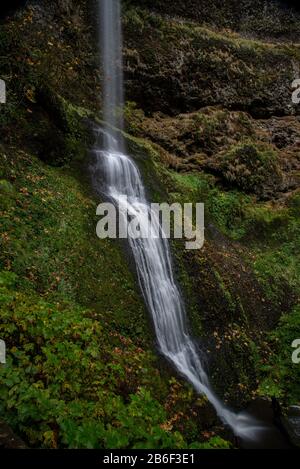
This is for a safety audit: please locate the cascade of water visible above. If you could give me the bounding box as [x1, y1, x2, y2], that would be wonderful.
[94, 0, 267, 443]
[99, 0, 124, 149]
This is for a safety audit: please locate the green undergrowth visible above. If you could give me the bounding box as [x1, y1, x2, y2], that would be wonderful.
[167, 169, 300, 303]
[258, 304, 300, 406]
[132, 143, 299, 406]
[0, 269, 203, 449]
[0, 146, 147, 341]
[125, 0, 300, 41]
[0, 143, 232, 448]
[168, 172, 300, 405]
[164, 171, 283, 239]
[220, 141, 282, 198]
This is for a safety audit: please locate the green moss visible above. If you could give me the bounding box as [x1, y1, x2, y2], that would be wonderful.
[0, 145, 149, 342]
[250, 201, 300, 304]
[190, 436, 231, 449]
[125, 0, 300, 41]
[288, 191, 300, 217]
[0, 271, 187, 449]
[192, 110, 230, 154]
[0, 178, 17, 210]
[123, 6, 299, 116]
[165, 171, 249, 239]
[213, 270, 238, 315]
[220, 141, 281, 197]
[125, 134, 168, 202]
[258, 305, 300, 405]
[124, 101, 146, 135]
[0, 141, 224, 447]
[0, 179, 15, 195]
[34, 89, 94, 166]
[127, 134, 300, 407]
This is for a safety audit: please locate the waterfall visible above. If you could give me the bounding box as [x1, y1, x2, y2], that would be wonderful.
[99, 0, 124, 147]
[94, 0, 266, 443]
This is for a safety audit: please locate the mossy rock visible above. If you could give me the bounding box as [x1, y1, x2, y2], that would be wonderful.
[32, 87, 94, 166]
[0, 179, 15, 195]
[0, 178, 16, 210]
[125, 0, 300, 41]
[123, 6, 300, 117]
[220, 141, 283, 198]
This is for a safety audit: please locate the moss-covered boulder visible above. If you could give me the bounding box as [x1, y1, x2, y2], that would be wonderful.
[219, 142, 283, 198]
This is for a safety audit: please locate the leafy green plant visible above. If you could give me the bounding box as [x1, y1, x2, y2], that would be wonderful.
[0, 270, 193, 448]
[258, 305, 300, 405]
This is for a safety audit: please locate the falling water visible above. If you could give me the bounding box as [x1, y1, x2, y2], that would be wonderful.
[99, 0, 124, 144]
[94, 0, 269, 443]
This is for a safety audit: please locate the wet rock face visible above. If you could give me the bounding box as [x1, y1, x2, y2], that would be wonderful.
[123, 8, 300, 118]
[282, 406, 300, 447]
[126, 0, 300, 41]
[125, 107, 300, 200]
